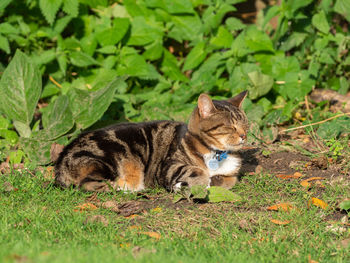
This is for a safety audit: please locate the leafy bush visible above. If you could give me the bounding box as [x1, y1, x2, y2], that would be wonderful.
[0, 0, 349, 165]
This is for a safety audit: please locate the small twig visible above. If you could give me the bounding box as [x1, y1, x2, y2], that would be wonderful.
[304, 95, 313, 119]
[49, 75, 62, 89]
[282, 112, 350, 132]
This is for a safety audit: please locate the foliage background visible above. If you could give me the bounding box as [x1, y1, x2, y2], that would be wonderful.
[0, 0, 349, 165]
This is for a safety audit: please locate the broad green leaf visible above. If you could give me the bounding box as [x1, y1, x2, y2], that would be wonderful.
[208, 186, 242, 203]
[20, 137, 52, 165]
[143, 41, 163, 61]
[0, 34, 10, 54]
[339, 200, 350, 211]
[161, 49, 188, 82]
[164, 0, 194, 14]
[39, 0, 63, 25]
[41, 95, 74, 140]
[210, 26, 233, 48]
[317, 116, 350, 139]
[96, 18, 130, 46]
[247, 71, 273, 100]
[31, 49, 56, 66]
[226, 17, 246, 31]
[68, 78, 125, 129]
[334, 0, 350, 22]
[117, 48, 160, 80]
[245, 26, 274, 53]
[62, 0, 79, 17]
[169, 15, 202, 41]
[0, 129, 18, 145]
[183, 42, 207, 71]
[202, 4, 236, 33]
[127, 17, 162, 46]
[191, 185, 208, 199]
[0, 50, 41, 137]
[0, 23, 20, 34]
[0, 0, 12, 11]
[312, 11, 330, 34]
[70, 51, 99, 67]
[123, 0, 151, 17]
[79, 0, 107, 8]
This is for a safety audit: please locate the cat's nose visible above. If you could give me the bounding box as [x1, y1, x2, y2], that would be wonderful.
[239, 133, 246, 140]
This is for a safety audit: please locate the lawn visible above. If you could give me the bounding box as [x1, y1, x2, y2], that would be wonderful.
[1, 140, 349, 263]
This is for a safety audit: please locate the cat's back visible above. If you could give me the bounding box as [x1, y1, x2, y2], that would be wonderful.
[54, 120, 187, 190]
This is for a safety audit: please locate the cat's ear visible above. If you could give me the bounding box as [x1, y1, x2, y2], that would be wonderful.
[228, 91, 248, 108]
[198, 94, 216, 118]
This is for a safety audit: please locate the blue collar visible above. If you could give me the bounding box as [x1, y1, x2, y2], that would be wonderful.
[208, 151, 228, 171]
[214, 150, 228, 161]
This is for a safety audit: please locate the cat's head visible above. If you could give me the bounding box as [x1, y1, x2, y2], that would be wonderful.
[188, 91, 249, 151]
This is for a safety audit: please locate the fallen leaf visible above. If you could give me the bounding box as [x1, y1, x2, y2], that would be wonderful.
[207, 186, 242, 203]
[74, 203, 98, 212]
[270, 219, 291, 225]
[9, 254, 28, 263]
[275, 172, 303, 179]
[308, 198, 328, 210]
[150, 207, 162, 213]
[129, 225, 142, 230]
[125, 214, 140, 219]
[267, 203, 294, 212]
[84, 215, 108, 226]
[132, 246, 157, 259]
[118, 201, 143, 217]
[300, 180, 311, 188]
[100, 200, 119, 213]
[339, 200, 350, 211]
[308, 254, 319, 263]
[140, 231, 161, 240]
[305, 177, 325, 182]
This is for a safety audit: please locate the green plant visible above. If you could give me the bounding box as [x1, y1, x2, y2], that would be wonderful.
[0, 0, 349, 164]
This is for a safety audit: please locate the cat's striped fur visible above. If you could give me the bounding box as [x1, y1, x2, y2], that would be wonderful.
[54, 91, 248, 192]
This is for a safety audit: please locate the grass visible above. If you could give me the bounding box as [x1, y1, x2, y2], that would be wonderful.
[1, 161, 349, 263]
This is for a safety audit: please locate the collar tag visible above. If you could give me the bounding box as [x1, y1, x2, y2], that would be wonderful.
[207, 151, 228, 171]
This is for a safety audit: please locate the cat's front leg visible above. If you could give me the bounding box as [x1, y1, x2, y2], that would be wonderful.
[210, 175, 238, 189]
[171, 167, 210, 192]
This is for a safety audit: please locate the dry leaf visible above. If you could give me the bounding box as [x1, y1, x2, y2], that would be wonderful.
[308, 198, 328, 210]
[125, 214, 140, 219]
[300, 180, 311, 188]
[140, 231, 161, 240]
[150, 207, 162, 213]
[267, 203, 294, 212]
[100, 200, 119, 213]
[74, 203, 98, 212]
[129, 225, 142, 230]
[305, 177, 325, 182]
[270, 219, 291, 225]
[275, 172, 303, 179]
[308, 254, 319, 263]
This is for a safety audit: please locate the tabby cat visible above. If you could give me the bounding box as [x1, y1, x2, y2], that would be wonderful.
[54, 91, 248, 192]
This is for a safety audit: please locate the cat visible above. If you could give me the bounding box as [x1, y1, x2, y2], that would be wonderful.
[54, 91, 249, 192]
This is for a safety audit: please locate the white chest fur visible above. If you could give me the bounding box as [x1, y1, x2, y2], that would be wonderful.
[203, 153, 241, 177]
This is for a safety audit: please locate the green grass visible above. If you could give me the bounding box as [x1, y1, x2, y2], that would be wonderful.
[1, 168, 349, 263]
